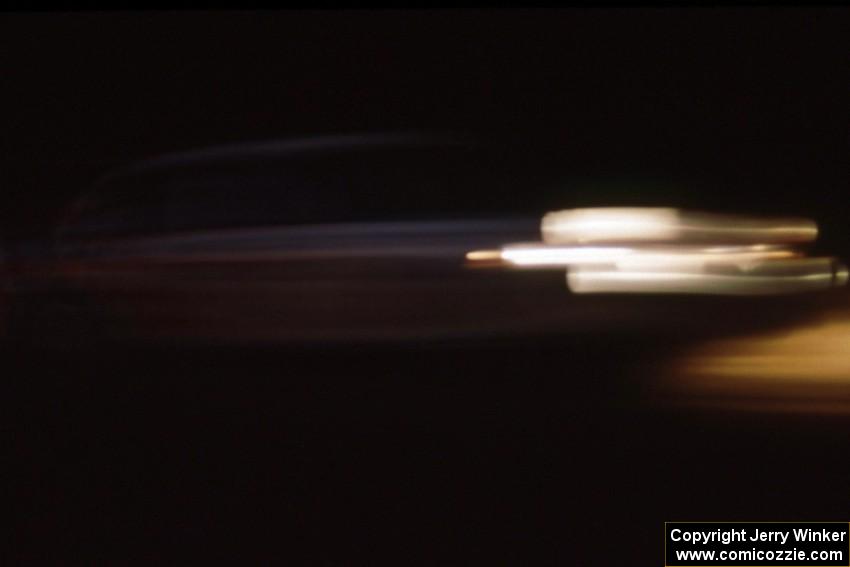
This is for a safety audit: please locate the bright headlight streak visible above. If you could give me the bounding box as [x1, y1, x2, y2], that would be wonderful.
[567, 269, 837, 295]
[612, 248, 796, 271]
[465, 208, 841, 296]
[493, 244, 796, 269]
[499, 246, 632, 267]
[542, 208, 680, 244]
[541, 208, 818, 245]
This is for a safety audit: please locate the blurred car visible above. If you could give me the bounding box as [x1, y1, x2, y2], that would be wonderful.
[3, 134, 846, 348]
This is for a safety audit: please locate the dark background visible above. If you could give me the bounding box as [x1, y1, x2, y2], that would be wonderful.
[3, 9, 850, 565]
[3, 10, 849, 238]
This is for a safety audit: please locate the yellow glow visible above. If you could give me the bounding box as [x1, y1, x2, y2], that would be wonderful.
[465, 250, 503, 262]
[660, 303, 850, 412]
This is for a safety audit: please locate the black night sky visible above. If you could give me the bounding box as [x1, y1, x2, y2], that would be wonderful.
[3, 10, 849, 240]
